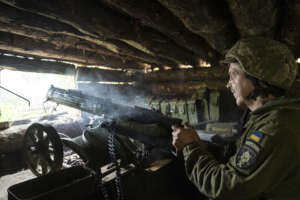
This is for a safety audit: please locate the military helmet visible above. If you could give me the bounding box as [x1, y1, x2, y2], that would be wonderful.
[223, 37, 298, 91]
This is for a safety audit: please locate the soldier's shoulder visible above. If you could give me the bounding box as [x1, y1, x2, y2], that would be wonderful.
[253, 106, 300, 136]
[269, 105, 300, 121]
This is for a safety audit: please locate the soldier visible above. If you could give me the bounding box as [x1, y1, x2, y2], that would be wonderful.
[172, 37, 300, 200]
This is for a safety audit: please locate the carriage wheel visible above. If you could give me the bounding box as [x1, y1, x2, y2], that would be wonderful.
[23, 123, 63, 176]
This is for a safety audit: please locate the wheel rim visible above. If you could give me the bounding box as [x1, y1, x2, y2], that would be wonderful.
[24, 123, 63, 176]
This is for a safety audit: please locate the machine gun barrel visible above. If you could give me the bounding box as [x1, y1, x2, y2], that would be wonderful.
[47, 85, 116, 116]
[46, 85, 182, 128]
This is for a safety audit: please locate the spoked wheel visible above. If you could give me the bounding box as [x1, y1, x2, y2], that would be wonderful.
[23, 123, 63, 176]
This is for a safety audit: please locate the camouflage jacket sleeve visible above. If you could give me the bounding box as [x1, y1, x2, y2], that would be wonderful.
[182, 119, 296, 200]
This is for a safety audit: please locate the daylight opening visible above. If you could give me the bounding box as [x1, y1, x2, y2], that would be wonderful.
[0, 69, 76, 122]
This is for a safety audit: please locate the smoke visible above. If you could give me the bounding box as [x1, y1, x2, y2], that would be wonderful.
[75, 67, 148, 108]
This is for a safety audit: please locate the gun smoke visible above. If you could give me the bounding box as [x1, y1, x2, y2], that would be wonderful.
[74, 67, 149, 120]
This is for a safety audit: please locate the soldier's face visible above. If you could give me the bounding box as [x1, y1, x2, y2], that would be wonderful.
[227, 63, 255, 108]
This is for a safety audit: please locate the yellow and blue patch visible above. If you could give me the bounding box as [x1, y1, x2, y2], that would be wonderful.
[236, 132, 264, 169]
[249, 131, 263, 143]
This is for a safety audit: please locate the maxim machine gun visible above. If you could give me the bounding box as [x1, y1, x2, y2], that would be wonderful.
[20, 86, 227, 200]
[23, 85, 182, 177]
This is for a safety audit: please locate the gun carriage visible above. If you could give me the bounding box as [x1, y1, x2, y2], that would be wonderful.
[20, 85, 208, 200]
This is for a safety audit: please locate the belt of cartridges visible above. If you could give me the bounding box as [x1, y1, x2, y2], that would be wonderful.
[107, 133, 123, 200]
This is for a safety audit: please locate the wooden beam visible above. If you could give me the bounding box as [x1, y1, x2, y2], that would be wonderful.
[226, 0, 279, 37]
[0, 22, 117, 57]
[142, 68, 228, 82]
[75, 64, 300, 97]
[157, 0, 238, 54]
[138, 80, 226, 96]
[0, 113, 83, 154]
[0, 2, 86, 36]
[0, 22, 115, 57]
[0, 2, 110, 50]
[106, 39, 178, 68]
[0, 0, 201, 66]
[0, 53, 75, 75]
[0, 125, 26, 154]
[76, 82, 146, 104]
[76, 67, 228, 89]
[75, 67, 137, 83]
[0, 3, 179, 68]
[0, 31, 146, 69]
[102, 0, 220, 65]
[0, 22, 179, 68]
[77, 79, 226, 99]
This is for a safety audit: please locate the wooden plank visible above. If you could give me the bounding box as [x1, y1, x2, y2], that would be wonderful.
[75, 67, 137, 82]
[0, 31, 145, 69]
[142, 68, 227, 82]
[0, 54, 75, 75]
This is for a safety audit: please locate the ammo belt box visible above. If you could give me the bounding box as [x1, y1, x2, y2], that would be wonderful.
[7, 166, 96, 200]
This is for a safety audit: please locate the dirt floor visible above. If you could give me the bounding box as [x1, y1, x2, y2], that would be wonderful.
[0, 170, 35, 200]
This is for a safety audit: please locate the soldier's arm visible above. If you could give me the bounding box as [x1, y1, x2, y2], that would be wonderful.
[183, 123, 295, 200]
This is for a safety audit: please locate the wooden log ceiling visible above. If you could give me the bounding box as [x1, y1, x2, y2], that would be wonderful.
[0, 0, 299, 97]
[0, 53, 76, 75]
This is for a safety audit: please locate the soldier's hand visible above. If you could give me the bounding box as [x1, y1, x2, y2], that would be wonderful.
[171, 122, 207, 151]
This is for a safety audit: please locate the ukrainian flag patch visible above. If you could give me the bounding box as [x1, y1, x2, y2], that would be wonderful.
[249, 131, 263, 143]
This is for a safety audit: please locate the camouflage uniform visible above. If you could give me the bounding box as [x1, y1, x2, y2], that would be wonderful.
[182, 38, 300, 200]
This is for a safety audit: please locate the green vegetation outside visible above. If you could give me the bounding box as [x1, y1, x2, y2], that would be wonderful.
[0, 103, 46, 122]
[0, 93, 45, 122]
